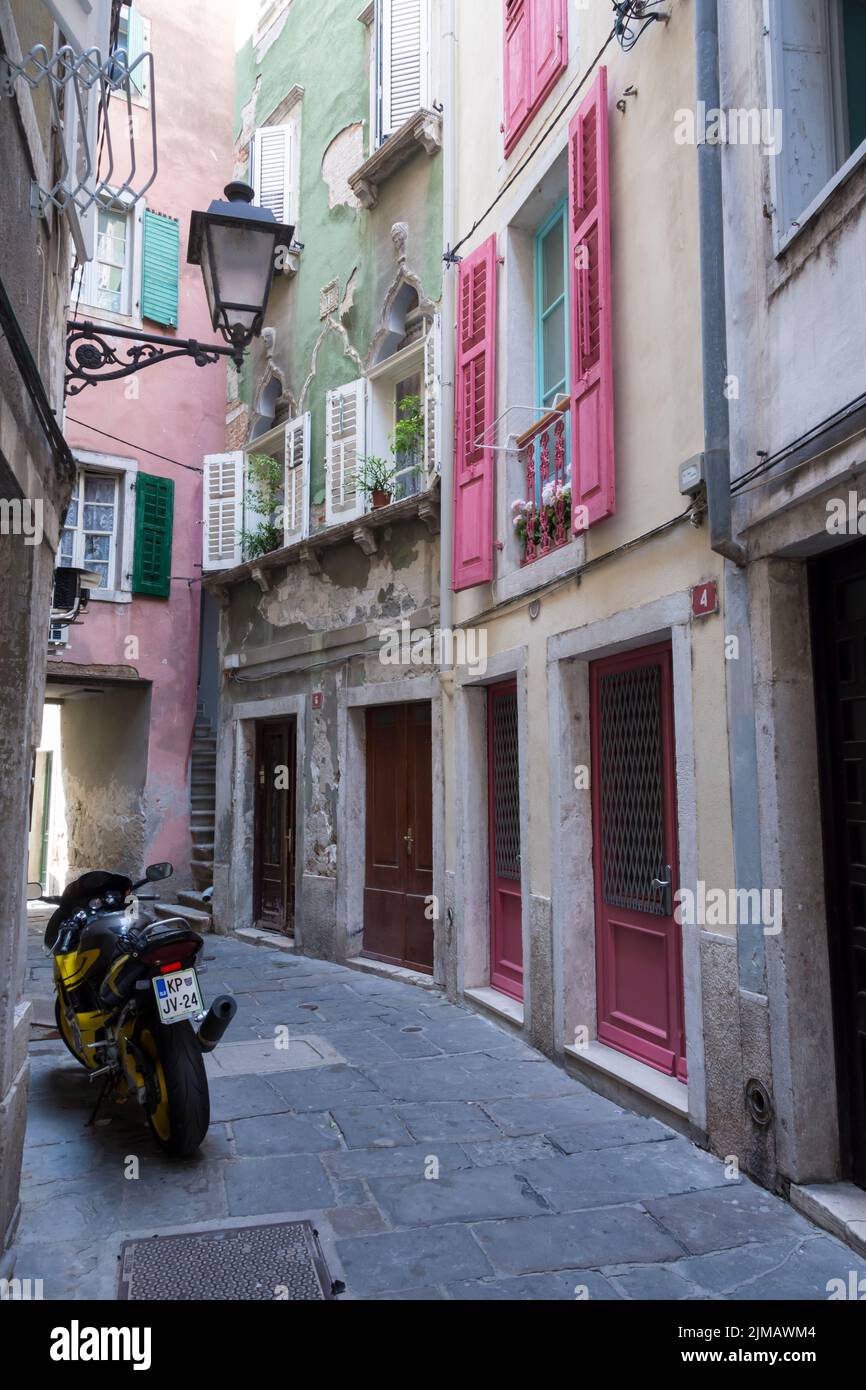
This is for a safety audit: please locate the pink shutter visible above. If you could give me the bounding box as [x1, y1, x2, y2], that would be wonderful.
[503, 0, 531, 153]
[453, 235, 498, 592]
[568, 66, 615, 531]
[531, 0, 567, 104]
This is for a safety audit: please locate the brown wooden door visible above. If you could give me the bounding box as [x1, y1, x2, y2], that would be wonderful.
[253, 719, 296, 936]
[364, 703, 434, 973]
[812, 542, 866, 1188]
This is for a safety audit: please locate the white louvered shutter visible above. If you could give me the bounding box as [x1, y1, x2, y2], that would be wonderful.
[381, 0, 428, 141]
[253, 125, 294, 224]
[325, 380, 367, 525]
[423, 314, 442, 475]
[202, 453, 244, 571]
[284, 413, 311, 544]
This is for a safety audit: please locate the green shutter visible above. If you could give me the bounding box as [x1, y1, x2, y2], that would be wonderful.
[132, 473, 174, 598]
[141, 210, 180, 327]
[127, 6, 149, 100]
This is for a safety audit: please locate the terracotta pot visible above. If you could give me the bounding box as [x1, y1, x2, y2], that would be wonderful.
[371, 489, 392, 509]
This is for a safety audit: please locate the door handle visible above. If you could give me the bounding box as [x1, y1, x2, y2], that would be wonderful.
[404, 827, 414, 857]
[652, 865, 673, 917]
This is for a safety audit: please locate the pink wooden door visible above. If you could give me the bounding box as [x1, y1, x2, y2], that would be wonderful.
[488, 682, 523, 999]
[590, 644, 686, 1079]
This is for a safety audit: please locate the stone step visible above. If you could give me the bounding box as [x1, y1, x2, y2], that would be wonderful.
[153, 900, 212, 931]
[191, 828, 213, 847]
[177, 889, 213, 915]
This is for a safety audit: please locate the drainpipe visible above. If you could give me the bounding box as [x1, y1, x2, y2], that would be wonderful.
[695, 0, 764, 994]
[695, 0, 745, 567]
[439, 0, 457, 652]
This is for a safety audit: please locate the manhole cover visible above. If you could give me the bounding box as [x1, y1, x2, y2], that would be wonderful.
[118, 1222, 334, 1301]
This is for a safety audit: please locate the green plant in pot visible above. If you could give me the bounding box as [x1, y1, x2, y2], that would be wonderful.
[356, 455, 397, 509]
[241, 452, 283, 559]
[391, 394, 424, 499]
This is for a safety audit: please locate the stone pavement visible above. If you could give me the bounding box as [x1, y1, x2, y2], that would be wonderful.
[10, 931, 866, 1300]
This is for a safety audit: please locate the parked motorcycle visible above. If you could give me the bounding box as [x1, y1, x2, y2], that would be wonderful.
[30, 862, 236, 1156]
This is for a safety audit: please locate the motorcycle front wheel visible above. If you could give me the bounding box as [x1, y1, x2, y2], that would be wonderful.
[136, 1018, 210, 1157]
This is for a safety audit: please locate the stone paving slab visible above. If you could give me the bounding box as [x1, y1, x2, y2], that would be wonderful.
[12, 930, 866, 1301]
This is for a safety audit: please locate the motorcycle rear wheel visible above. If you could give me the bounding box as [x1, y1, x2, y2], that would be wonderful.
[136, 1019, 210, 1157]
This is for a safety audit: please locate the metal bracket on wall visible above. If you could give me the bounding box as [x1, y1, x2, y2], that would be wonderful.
[1, 43, 157, 218]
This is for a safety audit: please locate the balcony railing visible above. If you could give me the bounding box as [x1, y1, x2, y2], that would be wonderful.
[512, 400, 571, 565]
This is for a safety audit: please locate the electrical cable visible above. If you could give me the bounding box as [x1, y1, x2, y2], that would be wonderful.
[446, 24, 618, 263]
[64, 415, 204, 474]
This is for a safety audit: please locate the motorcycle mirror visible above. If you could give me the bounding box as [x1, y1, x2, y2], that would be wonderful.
[26, 881, 44, 901]
[145, 862, 173, 882]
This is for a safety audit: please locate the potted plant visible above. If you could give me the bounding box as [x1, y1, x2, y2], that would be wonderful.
[391, 394, 424, 499]
[241, 453, 284, 559]
[356, 455, 397, 509]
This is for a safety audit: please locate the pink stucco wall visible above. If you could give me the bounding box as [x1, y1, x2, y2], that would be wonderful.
[60, 0, 235, 880]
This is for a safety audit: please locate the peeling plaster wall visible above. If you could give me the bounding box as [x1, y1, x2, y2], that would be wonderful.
[59, 688, 152, 878]
[235, 0, 444, 502]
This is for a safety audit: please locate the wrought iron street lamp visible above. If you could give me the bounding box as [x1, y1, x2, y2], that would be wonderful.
[65, 182, 293, 396]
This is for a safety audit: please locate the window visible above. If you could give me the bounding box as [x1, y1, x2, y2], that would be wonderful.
[59, 471, 119, 590]
[767, 0, 866, 246]
[535, 201, 569, 412]
[252, 124, 295, 225]
[394, 371, 424, 499]
[73, 197, 143, 320]
[255, 0, 291, 44]
[503, 0, 568, 156]
[109, 4, 150, 102]
[373, 0, 429, 148]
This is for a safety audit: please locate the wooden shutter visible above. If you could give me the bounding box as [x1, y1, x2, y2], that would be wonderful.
[452, 236, 497, 591]
[141, 210, 180, 327]
[568, 66, 614, 531]
[127, 7, 150, 101]
[504, 0, 532, 152]
[284, 413, 311, 544]
[325, 380, 367, 525]
[132, 473, 173, 598]
[767, 0, 837, 241]
[531, 0, 567, 99]
[202, 453, 244, 571]
[253, 125, 294, 224]
[381, 0, 427, 140]
[423, 314, 442, 475]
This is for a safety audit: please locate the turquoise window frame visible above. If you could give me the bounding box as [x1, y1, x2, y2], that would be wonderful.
[532, 198, 571, 491]
[535, 198, 570, 412]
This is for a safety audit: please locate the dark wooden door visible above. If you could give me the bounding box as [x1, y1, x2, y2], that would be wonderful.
[590, 644, 686, 1079]
[253, 719, 296, 936]
[364, 703, 434, 973]
[812, 543, 866, 1188]
[488, 682, 524, 999]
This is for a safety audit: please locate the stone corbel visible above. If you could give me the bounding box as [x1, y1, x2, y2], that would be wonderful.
[250, 565, 274, 594]
[353, 178, 378, 211]
[418, 498, 440, 535]
[300, 545, 323, 574]
[353, 524, 379, 556]
[417, 112, 443, 156]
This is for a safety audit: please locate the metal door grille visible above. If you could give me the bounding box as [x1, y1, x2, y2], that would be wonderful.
[492, 690, 521, 880]
[599, 664, 666, 915]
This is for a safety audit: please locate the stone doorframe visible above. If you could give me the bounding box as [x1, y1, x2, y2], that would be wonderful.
[454, 647, 534, 1031]
[547, 591, 707, 1133]
[335, 675, 446, 983]
[223, 694, 307, 946]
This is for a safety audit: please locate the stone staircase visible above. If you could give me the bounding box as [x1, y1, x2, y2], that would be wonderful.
[154, 704, 216, 934]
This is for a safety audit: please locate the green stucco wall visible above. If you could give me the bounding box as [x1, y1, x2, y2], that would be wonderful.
[236, 0, 444, 506]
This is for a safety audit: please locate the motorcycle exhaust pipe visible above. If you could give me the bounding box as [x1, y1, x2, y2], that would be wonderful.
[197, 995, 237, 1053]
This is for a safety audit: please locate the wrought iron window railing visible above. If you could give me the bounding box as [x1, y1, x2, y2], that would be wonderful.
[512, 400, 571, 565]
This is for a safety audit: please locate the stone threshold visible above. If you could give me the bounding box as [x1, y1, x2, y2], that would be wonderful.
[791, 1182, 866, 1259]
[564, 1040, 690, 1135]
[234, 926, 295, 953]
[464, 985, 524, 1033]
[345, 955, 442, 993]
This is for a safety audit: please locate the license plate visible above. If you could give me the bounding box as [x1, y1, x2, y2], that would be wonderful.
[151, 967, 202, 1024]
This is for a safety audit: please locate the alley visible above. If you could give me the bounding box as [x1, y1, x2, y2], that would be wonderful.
[13, 931, 866, 1302]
